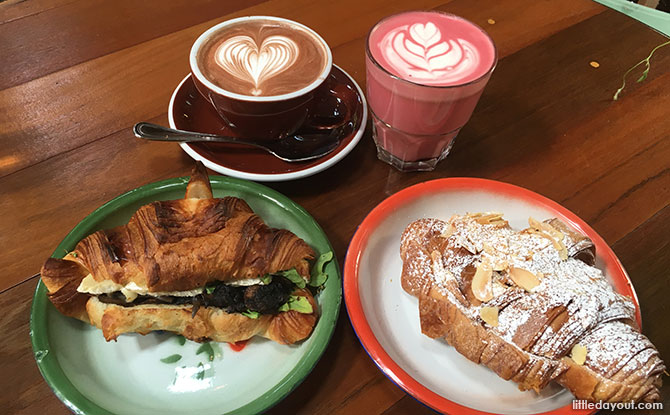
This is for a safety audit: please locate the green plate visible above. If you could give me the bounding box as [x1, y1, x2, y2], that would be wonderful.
[30, 176, 341, 415]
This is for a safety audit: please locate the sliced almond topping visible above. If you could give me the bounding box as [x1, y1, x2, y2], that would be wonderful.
[482, 242, 493, 253]
[479, 306, 499, 327]
[557, 245, 568, 261]
[528, 217, 563, 239]
[470, 212, 508, 227]
[509, 267, 541, 292]
[471, 261, 493, 302]
[482, 243, 509, 271]
[570, 344, 587, 365]
[528, 216, 546, 231]
[528, 217, 568, 260]
[440, 223, 456, 239]
[548, 237, 568, 260]
[491, 259, 509, 272]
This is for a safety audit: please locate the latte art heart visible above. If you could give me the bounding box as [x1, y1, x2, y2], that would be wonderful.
[214, 35, 299, 96]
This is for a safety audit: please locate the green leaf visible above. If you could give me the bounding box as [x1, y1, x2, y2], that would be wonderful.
[280, 295, 313, 314]
[242, 310, 260, 319]
[204, 283, 217, 295]
[260, 274, 273, 285]
[277, 268, 306, 288]
[210, 342, 223, 360]
[176, 335, 186, 346]
[613, 39, 670, 100]
[637, 70, 648, 83]
[196, 362, 205, 380]
[289, 296, 313, 313]
[160, 354, 182, 364]
[196, 342, 215, 361]
[309, 251, 333, 287]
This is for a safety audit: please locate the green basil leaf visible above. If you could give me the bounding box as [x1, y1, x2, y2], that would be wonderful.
[196, 342, 215, 361]
[176, 335, 186, 346]
[160, 354, 182, 364]
[261, 274, 273, 285]
[309, 251, 333, 287]
[242, 310, 260, 319]
[196, 362, 205, 380]
[210, 342, 223, 360]
[278, 303, 289, 312]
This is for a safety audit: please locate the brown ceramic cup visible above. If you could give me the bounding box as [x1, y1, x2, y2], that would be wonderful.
[189, 16, 333, 139]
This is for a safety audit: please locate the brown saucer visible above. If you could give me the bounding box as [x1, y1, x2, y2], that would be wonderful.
[168, 65, 367, 182]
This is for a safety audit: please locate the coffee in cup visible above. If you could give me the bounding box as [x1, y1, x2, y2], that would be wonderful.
[190, 16, 333, 139]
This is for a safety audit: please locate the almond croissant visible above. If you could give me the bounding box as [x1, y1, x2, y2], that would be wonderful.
[400, 213, 664, 402]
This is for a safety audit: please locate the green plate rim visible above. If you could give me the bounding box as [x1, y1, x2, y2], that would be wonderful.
[30, 175, 342, 415]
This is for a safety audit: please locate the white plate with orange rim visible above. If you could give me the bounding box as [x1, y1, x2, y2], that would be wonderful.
[343, 178, 640, 415]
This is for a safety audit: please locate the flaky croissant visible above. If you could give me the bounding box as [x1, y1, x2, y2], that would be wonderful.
[400, 213, 664, 403]
[40, 162, 319, 344]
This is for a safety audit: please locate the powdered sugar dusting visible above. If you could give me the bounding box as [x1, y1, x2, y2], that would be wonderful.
[581, 320, 657, 376]
[401, 213, 653, 376]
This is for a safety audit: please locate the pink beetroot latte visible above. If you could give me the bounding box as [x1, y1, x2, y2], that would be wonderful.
[366, 11, 496, 171]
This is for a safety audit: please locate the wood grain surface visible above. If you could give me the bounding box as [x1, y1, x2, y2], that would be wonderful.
[1, 0, 668, 413]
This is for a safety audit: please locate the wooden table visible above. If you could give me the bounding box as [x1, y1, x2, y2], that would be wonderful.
[1, 0, 668, 413]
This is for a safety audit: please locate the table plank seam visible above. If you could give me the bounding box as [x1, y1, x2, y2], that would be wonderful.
[319, 373, 396, 414]
[612, 204, 670, 252]
[588, 167, 670, 224]
[0, 115, 163, 181]
[0, 0, 81, 25]
[1, 274, 39, 296]
[558, 133, 668, 207]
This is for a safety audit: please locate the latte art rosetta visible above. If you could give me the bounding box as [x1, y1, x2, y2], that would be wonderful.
[215, 35, 299, 96]
[379, 21, 481, 84]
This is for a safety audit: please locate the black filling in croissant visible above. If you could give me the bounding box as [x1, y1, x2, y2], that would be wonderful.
[97, 275, 296, 315]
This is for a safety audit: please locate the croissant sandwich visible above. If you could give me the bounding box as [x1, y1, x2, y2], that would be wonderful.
[40, 162, 325, 345]
[400, 212, 664, 403]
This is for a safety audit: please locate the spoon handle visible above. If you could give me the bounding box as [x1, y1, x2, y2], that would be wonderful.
[133, 122, 340, 163]
[133, 122, 255, 146]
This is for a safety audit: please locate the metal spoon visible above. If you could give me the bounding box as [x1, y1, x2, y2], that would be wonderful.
[133, 122, 343, 163]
